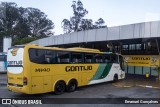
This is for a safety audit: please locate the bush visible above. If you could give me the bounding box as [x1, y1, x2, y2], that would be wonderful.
[13, 37, 37, 45]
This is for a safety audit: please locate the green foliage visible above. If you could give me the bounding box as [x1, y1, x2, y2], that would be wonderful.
[0, 2, 54, 45]
[95, 18, 105, 28]
[61, 19, 72, 33]
[27, 8, 54, 37]
[61, 0, 106, 33]
[0, 2, 19, 37]
[12, 37, 37, 45]
[71, 0, 88, 32]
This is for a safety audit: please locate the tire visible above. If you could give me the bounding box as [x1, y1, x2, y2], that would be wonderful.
[67, 80, 77, 92]
[54, 81, 66, 95]
[113, 74, 118, 82]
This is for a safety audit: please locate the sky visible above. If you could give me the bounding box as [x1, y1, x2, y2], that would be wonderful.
[1, 0, 160, 35]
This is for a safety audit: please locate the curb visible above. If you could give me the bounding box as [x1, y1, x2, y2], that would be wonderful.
[112, 83, 133, 88]
[136, 85, 160, 89]
[112, 83, 160, 89]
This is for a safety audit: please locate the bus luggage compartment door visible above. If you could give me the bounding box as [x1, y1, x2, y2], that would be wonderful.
[31, 76, 43, 94]
[43, 76, 51, 92]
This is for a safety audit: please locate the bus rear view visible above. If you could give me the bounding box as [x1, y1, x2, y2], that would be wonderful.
[7, 46, 28, 93]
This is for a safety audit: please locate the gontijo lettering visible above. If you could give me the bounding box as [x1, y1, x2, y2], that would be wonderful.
[132, 57, 150, 60]
[8, 60, 22, 65]
[65, 66, 92, 72]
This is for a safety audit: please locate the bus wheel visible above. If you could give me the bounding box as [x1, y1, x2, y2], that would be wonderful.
[113, 74, 118, 82]
[54, 81, 66, 95]
[67, 80, 77, 92]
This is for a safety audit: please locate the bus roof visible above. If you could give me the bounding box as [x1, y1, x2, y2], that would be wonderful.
[15, 44, 118, 54]
[67, 47, 100, 52]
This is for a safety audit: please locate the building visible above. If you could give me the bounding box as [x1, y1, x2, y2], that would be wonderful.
[30, 20, 160, 77]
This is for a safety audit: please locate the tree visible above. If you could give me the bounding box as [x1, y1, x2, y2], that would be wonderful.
[13, 7, 31, 39]
[95, 18, 105, 28]
[62, 0, 106, 33]
[79, 19, 93, 31]
[62, 0, 88, 33]
[61, 19, 72, 33]
[0, 2, 55, 45]
[0, 2, 19, 38]
[27, 8, 54, 37]
[70, 0, 88, 32]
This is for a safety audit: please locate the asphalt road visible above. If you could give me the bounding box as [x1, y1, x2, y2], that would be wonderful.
[0, 74, 160, 107]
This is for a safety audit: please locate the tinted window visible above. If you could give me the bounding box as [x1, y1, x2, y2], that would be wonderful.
[45, 50, 56, 64]
[57, 51, 70, 63]
[0, 55, 6, 61]
[29, 49, 55, 64]
[29, 49, 45, 64]
[94, 54, 103, 63]
[85, 54, 94, 63]
[104, 55, 111, 63]
[104, 54, 118, 63]
[110, 54, 118, 63]
[71, 53, 83, 63]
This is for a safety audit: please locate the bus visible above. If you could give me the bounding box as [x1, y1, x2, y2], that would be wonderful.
[7, 44, 125, 94]
[0, 52, 7, 73]
[115, 38, 160, 77]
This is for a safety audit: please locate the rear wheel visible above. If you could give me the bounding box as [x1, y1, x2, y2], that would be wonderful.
[54, 81, 65, 95]
[67, 80, 77, 92]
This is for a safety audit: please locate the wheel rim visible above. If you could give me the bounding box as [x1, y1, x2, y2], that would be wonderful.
[70, 83, 76, 90]
[56, 84, 64, 92]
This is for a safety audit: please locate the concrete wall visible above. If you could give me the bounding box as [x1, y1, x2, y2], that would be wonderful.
[3, 37, 12, 52]
[30, 21, 160, 46]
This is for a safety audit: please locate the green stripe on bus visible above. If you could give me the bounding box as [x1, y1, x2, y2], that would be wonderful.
[90, 64, 106, 80]
[99, 63, 112, 79]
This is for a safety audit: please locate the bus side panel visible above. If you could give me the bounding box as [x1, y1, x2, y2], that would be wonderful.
[88, 63, 125, 85]
[31, 76, 43, 94]
[44, 76, 52, 92]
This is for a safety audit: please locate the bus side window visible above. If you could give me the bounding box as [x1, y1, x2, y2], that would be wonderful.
[29, 49, 45, 64]
[104, 55, 111, 63]
[94, 54, 103, 63]
[4, 55, 7, 61]
[45, 50, 55, 64]
[71, 53, 83, 63]
[57, 51, 70, 63]
[0, 55, 4, 61]
[85, 54, 94, 63]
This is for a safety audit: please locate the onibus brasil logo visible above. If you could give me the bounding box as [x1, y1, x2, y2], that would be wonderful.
[11, 48, 19, 56]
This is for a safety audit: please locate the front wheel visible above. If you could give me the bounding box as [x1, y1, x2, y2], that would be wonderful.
[54, 81, 65, 95]
[113, 74, 118, 82]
